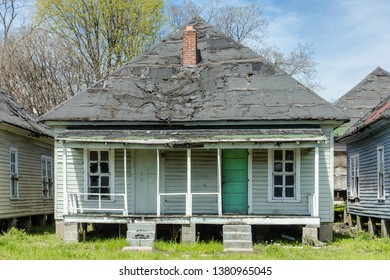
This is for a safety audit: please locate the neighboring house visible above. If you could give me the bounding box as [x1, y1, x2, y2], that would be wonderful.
[337, 93, 390, 237]
[333, 67, 390, 202]
[0, 88, 54, 231]
[40, 18, 347, 249]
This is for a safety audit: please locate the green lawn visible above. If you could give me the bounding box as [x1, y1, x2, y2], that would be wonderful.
[1, 225, 390, 260]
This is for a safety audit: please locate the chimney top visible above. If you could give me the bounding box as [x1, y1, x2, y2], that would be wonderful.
[182, 26, 197, 66]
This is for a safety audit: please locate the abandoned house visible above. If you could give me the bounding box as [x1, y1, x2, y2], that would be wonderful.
[333, 67, 390, 202]
[0, 88, 54, 231]
[337, 92, 390, 237]
[40, 18, 348, 250]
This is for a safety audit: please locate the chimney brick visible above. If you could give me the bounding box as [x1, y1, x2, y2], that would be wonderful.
[182, 26, 197, 66]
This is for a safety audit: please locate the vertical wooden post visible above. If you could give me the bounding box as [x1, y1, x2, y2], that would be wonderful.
[314, 146, 319, 217]
[217, 148, 222, 216]
[63, 145, 68, 215]
[157, 149, 161, 216]
[186, 149, 192, 216]
[248, 149, 253, 214]
[123, 148, 128, 216]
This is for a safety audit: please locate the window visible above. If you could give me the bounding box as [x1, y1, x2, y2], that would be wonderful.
[42, 156, 54, 198]
[10, 148, 19, 199]
[349, 154, 359, 198]
[269, 149, 300, 201]
[86, 150, 113, 200]
[378, 146, 385, 200]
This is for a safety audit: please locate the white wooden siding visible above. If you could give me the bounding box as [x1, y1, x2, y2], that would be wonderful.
[0, 127, 53, 219]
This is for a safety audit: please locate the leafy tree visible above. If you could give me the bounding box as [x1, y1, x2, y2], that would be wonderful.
[34, 0, 165, 84]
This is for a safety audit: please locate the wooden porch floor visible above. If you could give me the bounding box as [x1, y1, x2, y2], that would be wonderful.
[63, 213, 320, 227]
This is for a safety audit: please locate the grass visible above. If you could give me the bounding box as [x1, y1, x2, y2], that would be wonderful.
[1, 224, 390, 260]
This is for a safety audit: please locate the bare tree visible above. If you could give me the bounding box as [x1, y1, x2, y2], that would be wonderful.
[166, 0, 267, 44]
[0, 0, 28, 40]
[257, 43, 322, 91]
[166, 0, 320, 91]
[0, 27, 86, 115]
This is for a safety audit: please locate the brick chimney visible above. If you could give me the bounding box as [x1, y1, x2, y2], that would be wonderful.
[182, 25, 197, 66]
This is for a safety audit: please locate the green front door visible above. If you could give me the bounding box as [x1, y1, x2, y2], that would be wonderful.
[222, 149, 248, 214]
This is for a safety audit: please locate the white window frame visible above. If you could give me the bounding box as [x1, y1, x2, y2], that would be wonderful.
[10, 147, 19, 199]
[349, 154, 359, 199]
[268, 149, 301, 202]
[84, 149, 115, 201]
[377, 146, 385, 200]
[42, 155, 54, 198]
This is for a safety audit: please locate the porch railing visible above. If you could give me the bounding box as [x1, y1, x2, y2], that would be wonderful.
[67, 193, 128, 215]
[158, 192, 222, 216]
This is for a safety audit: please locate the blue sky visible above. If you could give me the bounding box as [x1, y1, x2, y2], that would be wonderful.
[171, 0, 390, 102]
[259, 0, 390, 102]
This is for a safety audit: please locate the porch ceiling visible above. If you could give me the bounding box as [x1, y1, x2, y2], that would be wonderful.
[57, 128, 327, 145]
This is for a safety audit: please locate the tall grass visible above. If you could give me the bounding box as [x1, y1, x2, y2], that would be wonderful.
[1, 226, 390, 260]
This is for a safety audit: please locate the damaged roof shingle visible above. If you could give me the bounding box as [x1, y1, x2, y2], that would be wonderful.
[0, 88, 53, 137]
[40, 17, 347, 124]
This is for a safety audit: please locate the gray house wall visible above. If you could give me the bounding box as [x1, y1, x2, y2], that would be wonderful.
[0, 125, 53, 220]
[346, 123, 390, 219]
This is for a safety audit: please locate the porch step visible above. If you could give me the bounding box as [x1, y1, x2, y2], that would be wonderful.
[125, 223, 156, 250]
[223, 225, 253, 252]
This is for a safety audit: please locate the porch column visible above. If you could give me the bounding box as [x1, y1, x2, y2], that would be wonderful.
[157, 149, 161, 216]
[314, 146, 320, 217]
[123, 148, 128, 215]
[186, 149, 192, 216]
[217, 148, 222, 216]
[63, 144, 68, 215]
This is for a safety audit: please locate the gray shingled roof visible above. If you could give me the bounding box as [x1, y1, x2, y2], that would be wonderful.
[334, 67, 390, 128]
[0, 88, 53, 137]
[338, 93, 390, 141]
[40, 17, 346, 124]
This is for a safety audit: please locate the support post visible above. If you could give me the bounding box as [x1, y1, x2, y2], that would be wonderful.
[157, 149, 161, 216]
[63, 145, 68, 215]
[248, 149, 253, 214]
[314, 146, 319, 217]
[186, 149, 192, 216]
[217, 148, 222, 216]
[124, 148, 128, 215]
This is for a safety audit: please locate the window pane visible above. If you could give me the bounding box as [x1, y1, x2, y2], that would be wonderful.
[101, 151, 109, 161]
[286, 187, 294, 197]
[274, 187, 283, 197]
[286, 175, 294, 186]
[274, 150, 282, 160]
[101, 176, 109, 186]
[90, 176, 99, 186]
[90, 151, 98, 161]
[285, 162, 294, 172]
[285, 150, 294, 160]
[274, 175, 283, 185]
[100, 162, 109, 173]
[274, 162, 283, 172]
[90, 163, 98, 173]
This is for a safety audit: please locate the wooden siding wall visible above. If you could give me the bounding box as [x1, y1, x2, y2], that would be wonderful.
[162, 150, 218, 214]
[0, 128, 53, 219]
[347, 125, 390, 219]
